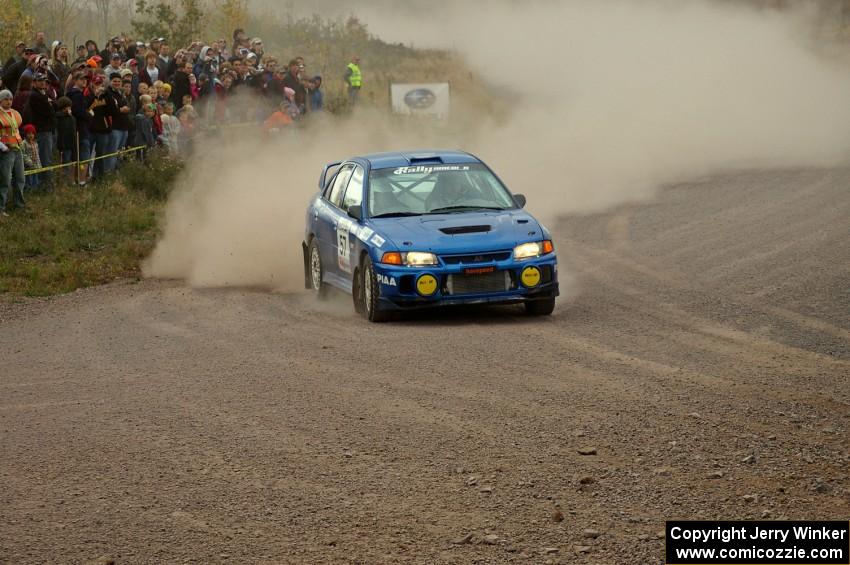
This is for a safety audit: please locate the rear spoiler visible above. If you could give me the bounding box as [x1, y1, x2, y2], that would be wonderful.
[318, 161, 342, 190]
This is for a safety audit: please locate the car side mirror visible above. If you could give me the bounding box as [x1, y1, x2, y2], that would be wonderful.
[347, 205, 362, 221]
[513, 194, 527, 208]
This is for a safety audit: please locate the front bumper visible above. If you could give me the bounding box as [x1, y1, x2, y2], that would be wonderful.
[372, 254, 559, 310]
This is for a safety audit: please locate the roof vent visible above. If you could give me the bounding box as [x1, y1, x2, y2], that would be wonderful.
[407, 153, 443, 164]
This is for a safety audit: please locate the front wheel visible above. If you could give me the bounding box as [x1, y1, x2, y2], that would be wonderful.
[308, 239, 328, 300]
[524, 297, 556, 316]
[361, 256, 392, 322]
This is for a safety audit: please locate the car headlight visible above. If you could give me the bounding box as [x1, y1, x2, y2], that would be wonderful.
[405, 251, 438, 266]
[513, 240, 554, 260]
[381, 251, 439, 266]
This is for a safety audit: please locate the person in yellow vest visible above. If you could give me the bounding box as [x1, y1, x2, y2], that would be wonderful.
[344, 55, 362, 106]
[0, 90, 26, 216]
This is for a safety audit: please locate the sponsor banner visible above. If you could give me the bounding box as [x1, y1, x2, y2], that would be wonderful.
[390, 83, 450, 118]
[666, 521, 849, 565]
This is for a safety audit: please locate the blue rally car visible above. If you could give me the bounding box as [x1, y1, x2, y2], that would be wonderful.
[302, 150, 559, 322]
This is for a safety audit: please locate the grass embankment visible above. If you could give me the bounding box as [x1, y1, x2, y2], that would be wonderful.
[0, 153, 181, 297]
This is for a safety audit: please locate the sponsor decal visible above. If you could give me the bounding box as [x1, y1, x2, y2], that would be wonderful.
[358, 226, 374, 241]
[370, 234, 386, 247]
[521, 266, 541, 287]
[416, 274, 438, 296]
[404, 88, 437, 109]
[465, 266, 496, 275]
[337, 222, 352, 273]
[393, 165, 470, 175]
[377, 274, 397, 287]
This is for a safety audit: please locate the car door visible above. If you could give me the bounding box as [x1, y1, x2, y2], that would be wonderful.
[318, 163, 354, 282]
[336, 165, 365, 278]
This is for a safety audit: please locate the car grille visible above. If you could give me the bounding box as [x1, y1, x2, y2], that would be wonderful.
[446, 271, 512, 295]
[440, 251, 512, 265]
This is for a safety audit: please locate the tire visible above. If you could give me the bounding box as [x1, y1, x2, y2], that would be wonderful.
[524, 297, 556, 316]
[307, 239, 328, 300]
[352, 265, 365, 314]
[362, 256, 392, 322]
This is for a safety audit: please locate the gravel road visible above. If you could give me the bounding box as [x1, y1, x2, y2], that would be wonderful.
[1, 168, 848, 564]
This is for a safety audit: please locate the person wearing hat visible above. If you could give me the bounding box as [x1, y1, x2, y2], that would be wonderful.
[21, 54, 49, 84]
[24, 72, 57, 188]
[100, 37, 123, 66]
[21, 124, 41, 188]
[74, 44, 88, 65]
[0, 89, 26, 215]
[3, 41, 27, 71]
[107, 72, 131, 170]
[67, 72, 92, 185]
[2, 51, 36, 93]
[106, 52, 123, 75]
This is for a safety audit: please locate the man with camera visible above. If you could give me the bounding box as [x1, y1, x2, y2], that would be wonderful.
[25, 73, 56, 188]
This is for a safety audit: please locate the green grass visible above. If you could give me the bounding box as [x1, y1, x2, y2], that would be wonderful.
[0, 160, 172, 297]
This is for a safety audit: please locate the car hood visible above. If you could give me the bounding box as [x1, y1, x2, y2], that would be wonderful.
[368, 211, 544, 254]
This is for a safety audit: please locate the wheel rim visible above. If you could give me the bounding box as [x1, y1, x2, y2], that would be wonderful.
[364, 265, 373, 313]
[310, 246, 322, 290]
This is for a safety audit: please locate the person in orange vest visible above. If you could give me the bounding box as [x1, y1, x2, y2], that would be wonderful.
[0, 90, 26, 216]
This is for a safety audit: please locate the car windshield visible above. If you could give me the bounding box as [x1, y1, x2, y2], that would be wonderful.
[368, 163, 516, 218]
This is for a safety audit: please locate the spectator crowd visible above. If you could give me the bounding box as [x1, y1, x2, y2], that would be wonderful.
[0, 29, 364, 216]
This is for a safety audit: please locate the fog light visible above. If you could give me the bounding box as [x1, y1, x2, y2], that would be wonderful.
[416, 274, 438, 296]
[521, 266, 541, 287]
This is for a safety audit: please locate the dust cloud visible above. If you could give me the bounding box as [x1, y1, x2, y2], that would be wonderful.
[145, 0, 850, 289]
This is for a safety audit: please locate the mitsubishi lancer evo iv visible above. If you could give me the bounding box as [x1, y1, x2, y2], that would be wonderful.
[302, 151, 559, 322]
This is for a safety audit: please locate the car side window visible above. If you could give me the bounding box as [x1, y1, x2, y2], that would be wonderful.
[321, 167, 339, 199]
[342, 166, 364, 210]
[327, 164, 354, 207]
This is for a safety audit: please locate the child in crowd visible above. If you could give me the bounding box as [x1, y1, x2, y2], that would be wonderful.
[283, 87, 300, 120]
[134, 103, 157, 157]
[158, 83, 172, 106]
[54, 96, 77, 183]
[21, 125, 41, 189]
[308, 75, 323, 111]
[189, 74, 200, 101]
[122, 79, 137, 147]
[177, 105, 197, 155]
[159, 102, 181, 154]
[137, 82, 149, 103]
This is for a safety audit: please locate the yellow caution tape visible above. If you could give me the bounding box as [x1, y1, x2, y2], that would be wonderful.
[23, 145, 148, 176]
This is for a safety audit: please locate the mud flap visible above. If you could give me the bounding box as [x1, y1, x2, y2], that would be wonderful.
[302, 241, 311, 289]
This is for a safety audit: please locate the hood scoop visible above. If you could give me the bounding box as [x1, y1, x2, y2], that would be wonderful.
[439, 225, 492, 235]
